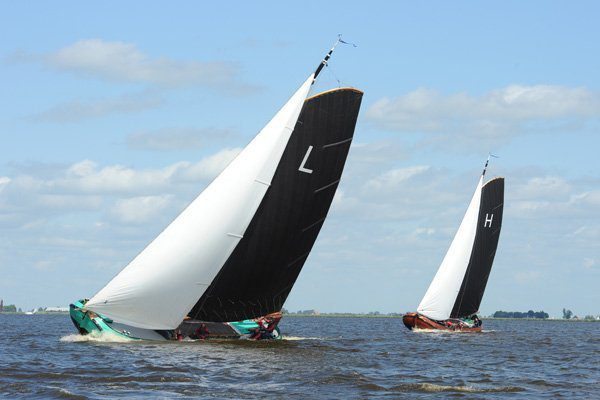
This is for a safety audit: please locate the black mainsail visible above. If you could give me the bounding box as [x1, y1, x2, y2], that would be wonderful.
[450, 177, 504, 318]
[81, 39, 362, 331]
[189, 87, 363, 322]
[417, 160, 504, 322]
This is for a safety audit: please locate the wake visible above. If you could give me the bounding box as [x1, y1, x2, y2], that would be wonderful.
[60, 331, 132, 343]
[281, 336, 325, 341]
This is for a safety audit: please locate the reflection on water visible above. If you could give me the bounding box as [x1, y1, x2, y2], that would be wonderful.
[0, 314, 598, 398]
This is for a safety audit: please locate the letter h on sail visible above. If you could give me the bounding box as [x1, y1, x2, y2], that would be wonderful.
[484, 213, 494, 228]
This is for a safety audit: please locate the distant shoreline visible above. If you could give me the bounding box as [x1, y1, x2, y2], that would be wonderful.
[0, 312, 68, 315]
[283, 314, 600, 322]
[2, 312, 598, 322]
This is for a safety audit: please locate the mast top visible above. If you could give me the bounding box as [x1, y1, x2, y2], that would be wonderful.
[482, 153, 499, 177]
[313, 35, 356, 82]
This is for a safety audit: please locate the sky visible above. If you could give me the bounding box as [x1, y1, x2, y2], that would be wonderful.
[1, 2, 599, 318]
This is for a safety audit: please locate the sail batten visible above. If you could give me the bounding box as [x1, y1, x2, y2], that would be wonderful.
[85, 74, 315, 330]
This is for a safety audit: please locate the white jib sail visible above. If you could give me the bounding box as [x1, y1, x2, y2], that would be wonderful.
[417, 176, 483, 321]
[86, 74, 315, 330]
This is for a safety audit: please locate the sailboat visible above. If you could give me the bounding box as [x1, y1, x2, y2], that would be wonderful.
[70, 41, 363, 341]
[403, 158, 504, 332]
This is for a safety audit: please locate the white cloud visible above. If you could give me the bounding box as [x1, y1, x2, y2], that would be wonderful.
[29, 92, 163, 123]
[366, 85, 600, 150]
[43, 39, 258, 93]
[58, 160, 180, 194]
[512, 176, 572, 200]
[0, 177, 10, 193]
[0, 148, 240, 211]
[173, 147, 241, 182]
[515, 270, 542, 284]
[0, 148, 240, 228]
[368, 85, 600, 129]
[509, 176, 600, 219]
[49, 148, 240, 195]
[583, 258, 596, 269]
[127, 127, 236, 151]
[364, 165, 430, 192]
[413, 227, 436, 236]
[112, 195, 174, 224]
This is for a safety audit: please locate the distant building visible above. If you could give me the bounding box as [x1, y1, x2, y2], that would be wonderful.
[0, 299, 3, 313]
[45, 307, 69, 313]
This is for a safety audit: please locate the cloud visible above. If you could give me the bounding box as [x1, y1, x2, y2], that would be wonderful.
[515, 270, 542, 284]
[366, 85, 600, 150]
[112, 195, 174, 224]
[53, 148, 241, 195]
[0, 148, 241, 227]
[509, 175, 600, 219]
[583, 258, 596, 269]
[29, 92, 163, 123]
[0, 177, 10, 193]
[172, 148, 241, 182]
[41, 39, 259, 93]
[127, 127, 237, 151]
[364, 165, 430, 192]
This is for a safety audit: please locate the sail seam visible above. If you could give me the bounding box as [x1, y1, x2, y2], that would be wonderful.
[323, 137, 352, 149]
[286, 252, 310, 269]
[226, 233, 244, 238]
[254, 178, 271, 186]
[314, 180, 340, 194]
[301, 217, 326, 232]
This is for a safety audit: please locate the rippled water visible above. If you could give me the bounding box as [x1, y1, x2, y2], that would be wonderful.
[0, 314, 598, 398]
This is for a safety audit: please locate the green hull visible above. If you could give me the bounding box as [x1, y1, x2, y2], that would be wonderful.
[69, 299, 281, 341]
[69, 300, 138, 340]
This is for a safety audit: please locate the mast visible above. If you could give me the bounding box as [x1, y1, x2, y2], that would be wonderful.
[450, 177, 504, 318]
[189, 41, 362, 322]
[84, 40, 355, 330]
[417, 157, 504, 321]
[85, 71, 316, 330]
[313, 39, 339, 80]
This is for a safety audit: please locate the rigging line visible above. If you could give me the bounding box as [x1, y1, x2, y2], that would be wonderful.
[337, 34, 358, 48]
[326, 62, 342, 87]
[313, 35, 358, 81]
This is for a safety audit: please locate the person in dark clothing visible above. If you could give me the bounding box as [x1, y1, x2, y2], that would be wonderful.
[190, 323, 209, 340]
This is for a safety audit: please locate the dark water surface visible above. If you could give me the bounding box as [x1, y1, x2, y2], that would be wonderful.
[0, 314, 598, 398]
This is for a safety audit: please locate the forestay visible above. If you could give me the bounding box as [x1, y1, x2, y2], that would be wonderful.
[85, 74, 315, 330]
[417, 176, 483, 321]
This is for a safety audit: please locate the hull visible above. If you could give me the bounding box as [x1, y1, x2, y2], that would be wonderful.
[402, 312, 482, 332]
[70, 300, 281, 341]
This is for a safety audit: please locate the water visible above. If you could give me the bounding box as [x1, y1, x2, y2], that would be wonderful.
[0, 314, 598, 398]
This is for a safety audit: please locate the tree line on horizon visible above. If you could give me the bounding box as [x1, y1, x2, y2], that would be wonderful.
[0, 304, 20, 313]
[492, 310, 549, 319]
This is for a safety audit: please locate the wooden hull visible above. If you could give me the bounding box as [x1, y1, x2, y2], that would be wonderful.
[402, 312, 482, 332]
